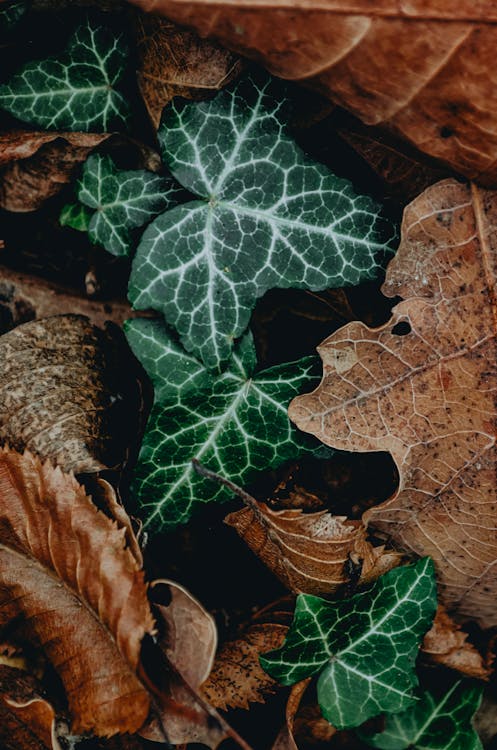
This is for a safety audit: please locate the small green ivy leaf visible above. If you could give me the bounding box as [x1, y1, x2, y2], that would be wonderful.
[361, 680, 483, 750]
[60, 201, 93, 233]
[77, 154, 184, 256]
[260, 558, 437, 730]
[125, 317, 323, 529]
[0, 19, 130, 130]
[129, 74, 397, 370]
[0, 0, 28, 36]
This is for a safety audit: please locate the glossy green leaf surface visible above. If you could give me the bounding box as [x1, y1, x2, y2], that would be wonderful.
[0, 19, 130, 130]
[129, 75, 396, 370]
[260, 558, 437, 730]
[60, 201, 93, 233]
[125, 317, 323, 529]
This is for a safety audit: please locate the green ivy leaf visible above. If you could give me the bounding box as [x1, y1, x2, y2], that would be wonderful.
[361, 681, 483, 750]
[77, 154, 184, 256]
[125, 317, 323, 529]
[0, 19, 130, 130]
[0, 0, 28, 35]
[60, 201, 93, 232]
[129, 75, 396, 370]
[260, 558, 437, 730]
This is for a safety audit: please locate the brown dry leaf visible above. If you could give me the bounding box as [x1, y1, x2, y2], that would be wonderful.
[0, 447, 155, 736]
[141, 581, 251, 749]
[272, 679, 311, 750]
[0, 131, 108, 212]
[126, 0, 497, 185]
[0, 266, 149, 334]
[0, 314, 138, 474]
[290, 178, 497, 627]
[0, 665, 62, 750]
[272, 679, 336, 750]
[202, 621, 288, 712]
[135, 12, 242, 128]
[422, 605, 491, 679]
[226, 497, 401, 596]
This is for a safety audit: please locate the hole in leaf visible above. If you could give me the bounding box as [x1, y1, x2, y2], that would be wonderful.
[391, 320, 411, 336]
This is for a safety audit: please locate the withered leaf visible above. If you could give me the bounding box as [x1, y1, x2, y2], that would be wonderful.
[422, 606, 491, 680]
[0, 315, 138, 474]
[272, 679, 311, 750]
[126, 0, 497, 185]
[0, 665, 61, 750]
[135, 12, 242, 128]
[290, 178, 497, 627]
[0, 447, 155, 736]
[202, 622, 288, 712]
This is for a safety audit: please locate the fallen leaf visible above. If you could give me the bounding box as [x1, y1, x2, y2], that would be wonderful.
[126, 0, 497, 186]
[201, 622, 288, 711]
[0, 447, 155, 736]
[0, 131, 108, 212]
[0, 665, 62, 750]
[0, 266, 148, 333]
[422, 606, 491, 680]
[135, 12, 242, 128]
[225, 489, 402, 596]
[0, 314, 139, 474]
[140, 581, 251, 749]
[289, 178, 497, 627]
[272, 679, 311, 750]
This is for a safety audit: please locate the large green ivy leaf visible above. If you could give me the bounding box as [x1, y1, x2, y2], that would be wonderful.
[260, 558, 437, 730]
[125, 317, 324, 529]
[0, 19, 130, 130]
[362, 681, 483, 750]
[129, 75, 396, 370]
[77, 154, 184, 256]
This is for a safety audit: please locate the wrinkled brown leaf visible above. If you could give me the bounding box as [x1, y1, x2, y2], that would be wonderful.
[272, 679, 311, 750]
[0, 665, 61, 750]
[290, 178, 497, 627]
[0, 314, 139, 474]
[126, 0, 497, 185]
[422, 605, 491, 679]
[202, 622, 288, 711]
[0, 267, 149, 335]
[0, 447, 155, 736]
[135, 12, 242, 128]
[272, 678, 336, 750]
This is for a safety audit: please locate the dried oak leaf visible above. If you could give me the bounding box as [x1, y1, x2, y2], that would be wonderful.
[201, 622, 288, 711]
[0, 314, 138, 474]
[135, 12, 242, 128]
[0, 131, 108, 212]
[0, 447, 155, 736]
[0, 665, 62, 750]
[225, 496, 401, 596]
[126, 0, 497, 186]
[422, 605, 491, 680]
[290, 178, 497, 627]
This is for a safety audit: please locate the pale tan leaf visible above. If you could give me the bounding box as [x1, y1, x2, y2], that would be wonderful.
[125, 0, 497, 186]
[135, 12, 242, 128]
[290, 178, 497, 627]
[422, 605, 491, 680]
[0, 314, 138, 474]
[0, 447, 155, 736]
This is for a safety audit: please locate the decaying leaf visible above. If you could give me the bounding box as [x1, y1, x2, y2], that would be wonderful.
[135, 12, 242, 128]
[422, 606, 491, 680]
[0, 665, 62, 750]
[290, 178, 497, 627]
[127, 0, 497, 186]
[272, 679, 311, 750]
[0, 447, 155, 736]
[0, 131, 108, 212]
[0, 267, 147, 334]
[226, 496, 402, 596]
[0, 314, 139, 474]
[202, 622, 288, 711]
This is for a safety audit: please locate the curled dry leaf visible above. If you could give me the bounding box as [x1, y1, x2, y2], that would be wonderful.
[422, 606, 491, 680]
[127, 0, 497, 185]
[135, 12, 242, 128]
[0, 314, 138, 474]
[272, 679, 311, 750]
[0, 447, 155, 736]
[0, 665, 62, 750]
[290, 178, 497, 627]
